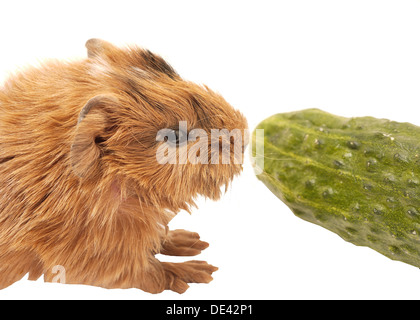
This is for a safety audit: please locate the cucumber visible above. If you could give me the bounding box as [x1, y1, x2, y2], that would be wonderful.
[252, 108, 420, 268]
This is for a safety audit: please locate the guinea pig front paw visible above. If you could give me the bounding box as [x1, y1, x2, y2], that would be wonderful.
[160, 229, 209, 257]
[162, 260, 218, 294]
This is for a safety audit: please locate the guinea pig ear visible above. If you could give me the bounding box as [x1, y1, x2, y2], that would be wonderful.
[70, 95, 117, 178]
[85, 38, 114, 59]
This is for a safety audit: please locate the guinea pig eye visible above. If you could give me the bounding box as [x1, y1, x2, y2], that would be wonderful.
[158, 127, 188, 146]
[174, 129, 187, 145]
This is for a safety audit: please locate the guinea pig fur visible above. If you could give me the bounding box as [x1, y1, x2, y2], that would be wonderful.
[0, 39, 248, 293]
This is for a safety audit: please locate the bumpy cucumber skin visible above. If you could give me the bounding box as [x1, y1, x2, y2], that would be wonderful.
[253, 108, 420, 268]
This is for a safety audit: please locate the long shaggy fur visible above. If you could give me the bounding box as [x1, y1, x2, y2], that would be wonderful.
[0, 39, 247, 293]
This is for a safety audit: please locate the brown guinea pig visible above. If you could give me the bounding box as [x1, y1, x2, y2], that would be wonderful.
[0, 39, 248, 294]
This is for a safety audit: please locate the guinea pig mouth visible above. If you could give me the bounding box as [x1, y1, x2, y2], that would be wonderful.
[196, 161, 245, 201]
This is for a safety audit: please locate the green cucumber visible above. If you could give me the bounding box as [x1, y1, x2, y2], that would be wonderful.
[252, 108, 420, 268]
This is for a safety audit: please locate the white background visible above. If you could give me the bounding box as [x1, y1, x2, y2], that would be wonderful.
[0, 0, 420, 300]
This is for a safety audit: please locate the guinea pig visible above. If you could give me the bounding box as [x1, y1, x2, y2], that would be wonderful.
[0, 39, 248, 294]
